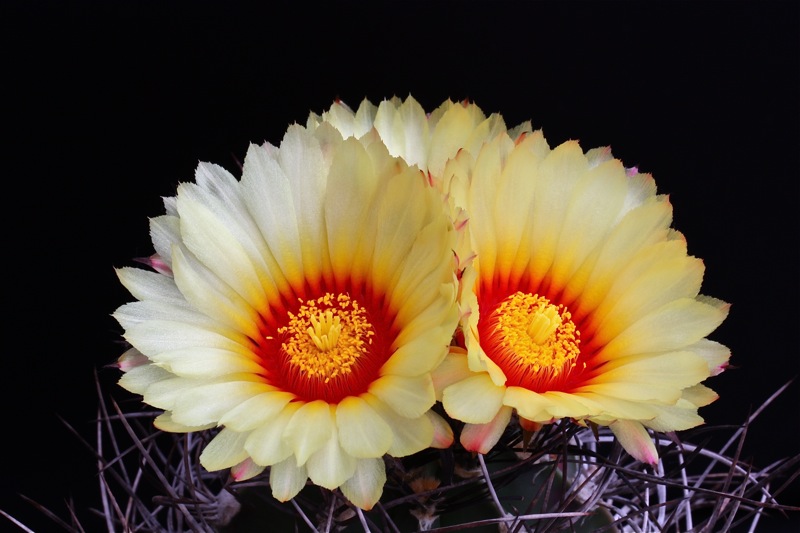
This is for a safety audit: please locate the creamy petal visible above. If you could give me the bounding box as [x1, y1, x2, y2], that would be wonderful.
[200, 428, 251, 471]
[154, 347, 262, 378]
[245, 402, 301, 466]
[176, 191, 269, 312]
[284, 400, 335, 466]
[118, 362, 172, 395]
[218, 391, 295, 432]
[427, 410, 455, 449]
[117, 347, 149, 372]
[335, 396, 393, 458]
[643, 399, 706, 432]
[609, 419, 658, 465]
[153, 411, 214, 432]
[124, 319, 253, 359]
[171, 244, 262, 338]
[680, 384, 719, 408]
[365, 394, 433, 457]
[269, 457, 308, 502]
[430, 349, 473, 401]
[116, 267, 184, 304]
[442, 373, 505, 424]
[381, 329, 453, 378]
[231, 458, 266, 481]
[306, 426, 357, 490]
[340, 457, 387, 511]
[460, 406, 513, 454]
[368, 374, 435, 419]
[171, 379, 269, 427]
[504, 388, 596, 421]
[601, 298, 728, 358]
[240, 142, 303, 289]
[687, 338, 731, 376]
[149, 214, 181, 267]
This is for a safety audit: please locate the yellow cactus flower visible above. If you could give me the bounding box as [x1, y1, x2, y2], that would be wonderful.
[434, 128, 729, 463]
[114, 123, 458, 509]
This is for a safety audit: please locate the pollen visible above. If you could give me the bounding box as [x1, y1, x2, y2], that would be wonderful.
[278, 293, 375, 383]
[486, 292, 581, 387]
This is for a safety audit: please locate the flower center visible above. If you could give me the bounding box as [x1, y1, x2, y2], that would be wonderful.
[278, 293, 375, 383]
[484, 292, 581, 390]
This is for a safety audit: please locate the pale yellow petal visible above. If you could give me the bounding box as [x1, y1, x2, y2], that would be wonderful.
[176, 190, 269, 312]
[335, 396, 393, 458]
[381, 328, 453, 378]
[306, 427, 357, 490]
[392, 279, 457, 351]
[578, 392, 661, 421]
[245, 402, 301, 466]
[460, 406, 513, 454]
[124, 319, 252, 359]
[200, 428, 250, 471]
[389, 219, 456, 318]
[374, 95, 430, 169]
[680, 384, 719, 408]
[591, 352, 710, 398]
[643, 398, 705, 432]
[365, 394, 433, 457]
[601, 298, 728, 359]
[430, 349, 473, 401]
[117, 347, 149, 372]
[549, 158, 628, 290]
[528, 141, 588, 281]
[687, 338, 730, 376]
[143, 375, 203, 411]
[369, 167, 437, 290]
[149, 214, 180, 268]
[340, 457, 386, 511]
[231, 458, 266, 481]
[153, 411, 214, 433]
[504, 388, 596, 421]
[609, 419, 658, 465]
[368, 374, 435, 419]
[171, 379, 269, 427]
[278, 125, 330, 285]
[171, 244, 262, 339]
[218, 391, 295, 432]
[269, 457, 308, 502]
[428, 101, 489, 176]
[589, 240, 704, 335]
[239, 142, 303, 289]
[323, 138, 382, 285]
[118, 362, 172, 395]
[154, 347, 262, 378]
[442, 373, 505, 424]
[492, 139, 541, 281]
[113, 299, 214, 333]
[427, 410, 455, 449]
[466, 137, 509, 278]
[190, 163, 275, 285]
[565, 196, 672, 314]
[284, 400, 335, 466]
[313, 99, 366, 138]
[116, 266, 183, 304]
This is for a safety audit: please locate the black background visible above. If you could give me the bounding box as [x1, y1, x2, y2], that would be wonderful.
[3, 1, 799, 531]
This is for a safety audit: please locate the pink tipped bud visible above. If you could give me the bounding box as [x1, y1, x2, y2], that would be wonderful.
[117, 347, 149, 372]
[134, 254, 173, 276]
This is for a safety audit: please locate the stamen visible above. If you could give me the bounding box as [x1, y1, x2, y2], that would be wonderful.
[485, 292, 581, 389]
[278, 293, 375, 383]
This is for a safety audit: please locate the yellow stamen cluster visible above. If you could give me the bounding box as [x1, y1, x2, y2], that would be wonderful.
[493, 292, 581, 376]
[278, 293, 375, 383]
